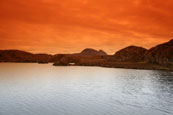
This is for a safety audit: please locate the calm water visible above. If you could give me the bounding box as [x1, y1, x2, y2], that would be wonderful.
[0, 63, 173, 115]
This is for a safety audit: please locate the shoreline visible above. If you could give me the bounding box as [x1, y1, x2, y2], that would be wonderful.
[0, 62, 172, 71]
[53, 62, 173, 71]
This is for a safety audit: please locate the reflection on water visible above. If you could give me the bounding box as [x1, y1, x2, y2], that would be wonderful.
[0, 63, 173, 115]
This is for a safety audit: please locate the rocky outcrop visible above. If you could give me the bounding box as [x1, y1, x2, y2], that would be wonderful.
[53, 48, 107, 66]
[112, 46, 147, 62]
[0, 50, 36, 62]
[1, 40, 173, 71]
[0, 48, 107, 63]
[145, 39, 173, 65]
[35, 54, 53, 63]
[79, 48, 107, 56]
[0, 50, 53, 63]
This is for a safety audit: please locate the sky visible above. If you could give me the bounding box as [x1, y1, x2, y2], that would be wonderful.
[0, 0, 173, 54]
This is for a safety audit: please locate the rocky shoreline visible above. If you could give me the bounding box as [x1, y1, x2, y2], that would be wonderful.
[1, 39, 173, 71]
[53, 39, 173, 71]
[53, 61, 173, 71]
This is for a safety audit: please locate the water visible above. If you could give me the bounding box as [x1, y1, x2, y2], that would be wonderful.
[0, 63, 173, 115]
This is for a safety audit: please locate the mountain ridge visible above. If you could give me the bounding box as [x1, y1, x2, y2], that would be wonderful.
[0, 39, 172, 71]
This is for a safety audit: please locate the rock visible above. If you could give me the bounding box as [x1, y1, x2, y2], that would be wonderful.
[0, 50, 36, 62]
[79, 48, 107, 56]
[53, 48, 107, 66]
[145, 39, 173, 65]
[35, 53, 53, 63]
[113, 46, 147, 62]
[0, 50, 53, 63]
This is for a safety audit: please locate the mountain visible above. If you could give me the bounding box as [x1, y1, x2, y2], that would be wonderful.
[112, 46, 147, 62]
[145, 39, 173, 65]
[0, 48, 107, 64]
[53, 48, 107, 66]
[0, 50, 53, 63]
[0, 50, 35, 62]
[79, 48, 107, 56]
[1, 40, 173, 71]
[34, 53, 53, 63]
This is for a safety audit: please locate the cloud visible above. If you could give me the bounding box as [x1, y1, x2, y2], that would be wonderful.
[0, 0, 172, 54]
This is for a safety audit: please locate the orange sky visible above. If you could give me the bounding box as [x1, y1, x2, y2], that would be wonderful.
[0, 0, 173, 54]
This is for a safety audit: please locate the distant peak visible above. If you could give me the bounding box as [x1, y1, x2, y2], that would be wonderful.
[125, 45, 146, 50]
[82, 48, 96, 51]
[80, 48, 107, 56]
[126, 45, 137, 48]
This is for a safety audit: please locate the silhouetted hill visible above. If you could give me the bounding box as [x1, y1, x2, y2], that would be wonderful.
[35, 53, 53, 63]
[79, 48, 107, 56]
[0, 40, 173, 71]
[145, 39, 173, 65]
[0, 50, 35, 62]
[0, 50, 53, 63]
[0, 48, 107, 64]
[112, 46, 147, 62]
[53, 48, 107, 66]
